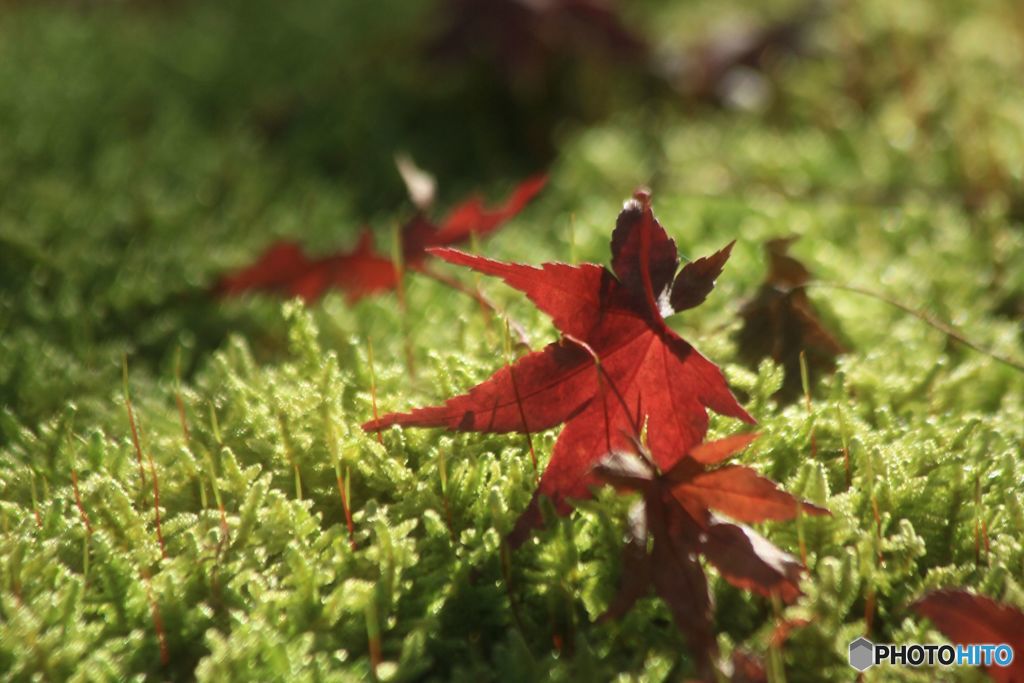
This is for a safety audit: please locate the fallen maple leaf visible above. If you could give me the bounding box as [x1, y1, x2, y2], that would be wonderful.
[400, 173, 548, 266]
[913, 590, 1024, 683]
[215, 170, 546, 303]
[364, 190, 755, 543]
[593, 434, 826, 677]
[735, 236, 846, 401]
[215, 234, 399, 302]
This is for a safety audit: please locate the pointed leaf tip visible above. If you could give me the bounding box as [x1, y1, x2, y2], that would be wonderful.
[686, 432, 759, 465]
[670, 240, 735, 312]
[633, 187, 652, 207]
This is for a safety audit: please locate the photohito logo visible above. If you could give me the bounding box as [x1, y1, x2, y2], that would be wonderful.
[848, 637, 1014, 672]
[849, 637, 874, 672]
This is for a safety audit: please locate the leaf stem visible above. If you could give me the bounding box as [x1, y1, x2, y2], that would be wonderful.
[326, 409, 357, 550]
[504, 320, 538, 480]
[417, 266, 531, 347]
[365, 601, 382, 676]
[562, 334, 643, 441]
[147, 450, 167, 560]
[802, 281, 1024, 373]
[122, 355, 148, 491]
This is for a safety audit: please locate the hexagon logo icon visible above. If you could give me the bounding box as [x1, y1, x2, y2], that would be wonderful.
[849, 637, 875, 671]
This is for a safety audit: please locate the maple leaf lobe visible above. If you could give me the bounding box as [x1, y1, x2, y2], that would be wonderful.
[593, 436, 818, 672]
[671, 240, 735, 312]
[215, 242, 314, 298]
[610, 189, 679, 308]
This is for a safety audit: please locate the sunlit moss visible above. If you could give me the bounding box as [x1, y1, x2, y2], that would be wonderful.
[2, 0, 1024, 680]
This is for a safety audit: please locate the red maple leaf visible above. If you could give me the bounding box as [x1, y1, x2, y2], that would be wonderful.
[593, 434, 826, 678]
[913, 590, 1024, 683]
[215, 173, 546, 303]
[364, 190, 755, 543]
[400, 173, 548, 266]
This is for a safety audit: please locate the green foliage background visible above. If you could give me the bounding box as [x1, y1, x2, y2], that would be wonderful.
[1, 0, 1023, 680]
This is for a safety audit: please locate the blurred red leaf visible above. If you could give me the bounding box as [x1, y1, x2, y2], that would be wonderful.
[913, 590, 1024, 683]
[215, 172, 545, 303]
[364, 190, 753, 544]
[735, 236, 846, 401]
[407, 173, 548, 260]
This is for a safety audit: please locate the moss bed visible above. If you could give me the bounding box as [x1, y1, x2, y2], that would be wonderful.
[1, 0, 1022, 680]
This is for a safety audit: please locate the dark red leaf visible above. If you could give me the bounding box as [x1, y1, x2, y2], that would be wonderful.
[913, 590, 1024, 683]
[598, 503, 651, 623]
[671, 241, 735, 312]
[364, 191, 753, 544]
[735, 236, 846, 402]
[700, 513, 804, 602]
[647, 492, 716, 677]
[671, 465, 829, 523]
[763, 236, 812, 289]
[596, 486, 718, 675]
[610, 190, 678, 315]
[593, 436, 821, 664]
[594, 438, 819, 607]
